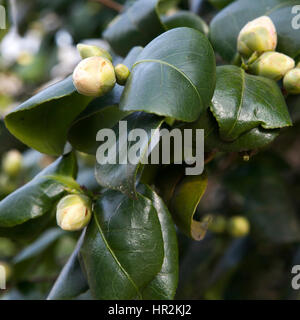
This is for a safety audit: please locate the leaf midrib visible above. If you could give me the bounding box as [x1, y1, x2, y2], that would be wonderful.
[93, 210, 142, 299]
[133, 59, 203, 108]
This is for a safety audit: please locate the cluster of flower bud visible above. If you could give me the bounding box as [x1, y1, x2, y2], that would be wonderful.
[72, 44, 130, 97]
[238, 16, 299, 89]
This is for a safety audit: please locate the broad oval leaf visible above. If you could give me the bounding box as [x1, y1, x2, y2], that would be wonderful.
[162, 10, 209, 36]
[157, 166, 210, 240]
[0, 152, 78, 227]
[80, 190, 165, 300]
[185, 109, 280, 152]
[210, 66, 292, 142]
[103, 0, 179, 56]
[210, 0, 300, 62]
[95, 112, 164, 197]
[120, 27, 216, 122]
[170, 172, 210, 240]
[47, 230, 89, 300]
[4, 76, 91, 156]
[138, 184, 178, 300]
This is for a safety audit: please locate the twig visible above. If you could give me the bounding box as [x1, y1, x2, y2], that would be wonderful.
[91, 0, 123, 12]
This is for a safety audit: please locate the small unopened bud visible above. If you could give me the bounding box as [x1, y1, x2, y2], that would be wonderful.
[77, 44, 112, 61]
[2, 150, 22, 177]
[237, 16, 277, 57]
[114, 64, 130, 85]
[283, 68, 300, 95]
[0, 261, 12, 285]
[227, 216, 250, 238]
[56, 194, 92, 231]
[73, 57, 116, 97]
[249, 52, 295, 81]
[208, 215, 227, 234]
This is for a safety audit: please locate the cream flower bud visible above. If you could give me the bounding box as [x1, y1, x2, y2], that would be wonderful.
[77, 44, 112, 61]
[56, 194, 92, 231]
[248, 52, 295, 81]
[297, 62, 300, 68]
[227, 216, 250, 238]
[283, 68, 300, 94]
[237, 16, 277, 57]
[114, 64, 130, 85]
[2, 150, 22, 177]
[73, 57, 116, 97]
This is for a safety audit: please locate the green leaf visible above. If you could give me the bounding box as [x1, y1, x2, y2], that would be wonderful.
[0, 209, 56, 241]
[4, 76, 91, 156]
[47, 230, 89, 300]
[162, 10, 209, 36]
[210, 0, 300, 62]
[95, 112, 164, 197]
[80, 189, 164, 300]
[138, 184, 178, 300]
[0, 152, 78, 227]
[169, 170, 210, 240]
[208, 0, 236, 10]
[184, 109, 280, 152]
[120, 27, 216, 122]
[210, 66, 292, 142]
[103, 0, 179, 56]
[67, 47, 142, 154]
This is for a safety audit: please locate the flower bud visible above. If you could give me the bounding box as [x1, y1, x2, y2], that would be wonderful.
[56, 194, 92, 231]
[237, 16, 277, 57]
[77, 44, 112, 62]
[0, 261, 12, 285]
[283, 68, 300, 94]
[208, 215, 227, 234]
[2, 150, 22, 177]
[248, 52, 295, 81]
[297, 62, 300, 68]
[227, 216, 250, 238]
[114, 64, 130, 85]
[73, 56, 116, 97]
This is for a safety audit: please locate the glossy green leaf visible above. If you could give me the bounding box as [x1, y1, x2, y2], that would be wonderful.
[170, 172, 210, 240]
[162, 10, 209, 36]
[210, 0, 300, 62]
[103, 0, 179, 56]
[138, 184, 178, 299]
[4, 76, 91, 156]
[208, 0, 236, 9]
[47, 230, 89, 300]
[210, 66, 292, 142]
[80, 189, 164, 300]
[156, 165, 211, 240]
[67, 47, 143, 154]
[0, 152, 78, 227]
[185, 109, 280, 152]
[0, 209, 56, 241]
[120, 27, 216, 122]
[95, 112, 164, 197]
